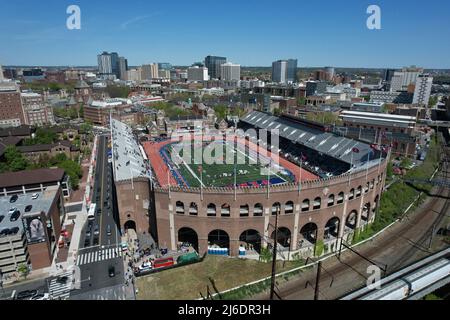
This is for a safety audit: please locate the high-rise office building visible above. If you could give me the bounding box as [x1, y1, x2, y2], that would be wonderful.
[141, 64, 159, 80]
[98, 52, 113, 75]
[205, 56, 227, 80]
[324, 66, 335, 81]
[97, 51, 123, 79]
[272, 60, 287, 83]
[0, 64, 4, 81]
[272, 59, 298, 83]
[110, 52, 120, 78]
[188, 66, 209, 81]
[118, 57, 128, 80]
[220, 62, 240, 81]
[287, 59, 298, 83]
[413, 74, 433, 106]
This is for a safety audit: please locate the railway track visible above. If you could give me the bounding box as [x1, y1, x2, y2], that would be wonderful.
[272, 143, 450, 300]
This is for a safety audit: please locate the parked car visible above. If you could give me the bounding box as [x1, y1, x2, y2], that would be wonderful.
[31, 193, 39, 200]
[9, 194, 18, 203]
[30, 293, 49, 300]
[16, 290, 38, 300]
[94, 225, 100, 236]
[108, 265, 115, 277]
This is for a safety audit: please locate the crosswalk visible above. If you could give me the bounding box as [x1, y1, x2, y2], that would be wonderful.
[76, 247, 123, 266]
[48, 271, 73, 300]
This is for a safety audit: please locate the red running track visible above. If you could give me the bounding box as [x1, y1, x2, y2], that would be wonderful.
[142, 137, 318, 187]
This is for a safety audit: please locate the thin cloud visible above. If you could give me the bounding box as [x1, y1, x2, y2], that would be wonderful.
[120, 12, 161, 29]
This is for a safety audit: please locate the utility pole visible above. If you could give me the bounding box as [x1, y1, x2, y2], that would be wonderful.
[314, 261, 322, 300]
[269, 207, 280, 300]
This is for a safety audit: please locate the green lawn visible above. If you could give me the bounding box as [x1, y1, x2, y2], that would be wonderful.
[135, 255, 302, 300]
[165, 141, 294, 188]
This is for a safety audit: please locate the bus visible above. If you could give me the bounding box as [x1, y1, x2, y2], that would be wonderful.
[88, 203, 96, 220]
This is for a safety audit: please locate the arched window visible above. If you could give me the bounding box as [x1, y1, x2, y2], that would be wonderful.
[327, 194, 335, 207]
[272, 202, 281, 215]
[337, 192, 344, 204]
[313, 197, 321, 210]
[364, 182, 370, 193]
[221, 204, 231, 217]
[176, 201, 184, 214]
[349, 189, 355, 200]
[189, 202, 198, 215]
[240, 204, 249, 217]
[254, 203, 263, 217]
[285, 201, 294, 214]
[356, 186, 362, 197]
[301, 199, 310, 212]
[207, 203, 216, 217]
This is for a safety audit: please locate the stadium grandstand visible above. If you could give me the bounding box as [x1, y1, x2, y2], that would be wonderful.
[240, 111, 380, 178]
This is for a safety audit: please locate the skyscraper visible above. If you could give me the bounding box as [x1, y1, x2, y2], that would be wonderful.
[413, 74, 433, 105]
[0, 64, 4, 81]
[98, 52, 113, 75]
[141, 64, 159, 80]
[118, 57, 128, 80]
[220, 62, 240, 81]
[97, 51, 124, 79]
[324, 66, 335, 81]
[205, 56, 227, 80]
[287, 59, 298, 83]
[272, 59, 298, 83]
[272, 60, 287, 83]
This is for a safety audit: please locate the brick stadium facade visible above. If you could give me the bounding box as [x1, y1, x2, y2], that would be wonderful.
[149, 160, 387, 258]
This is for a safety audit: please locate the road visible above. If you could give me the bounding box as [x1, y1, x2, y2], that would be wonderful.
[255, 143, 450, 300]
[70, 134, 125, 299]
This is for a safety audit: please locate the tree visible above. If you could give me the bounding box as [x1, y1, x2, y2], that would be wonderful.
[273, 108, 281, 116]
[57, 159, 82, 190]
[24, 127, 58, 145]
[3, 146, 29, 172]
[296, 97, 306, 106]
[17, 263, 29, 279]
[213, 105, 228, 121]
[259, 247, 272, 263]
[428, 96, 438, 108]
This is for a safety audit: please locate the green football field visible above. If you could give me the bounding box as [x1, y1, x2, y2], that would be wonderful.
[164, 141, 295, 188]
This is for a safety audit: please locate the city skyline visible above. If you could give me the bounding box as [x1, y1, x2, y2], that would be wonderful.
[1, 0, 450, 68]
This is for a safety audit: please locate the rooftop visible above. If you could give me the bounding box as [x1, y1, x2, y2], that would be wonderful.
[111, 119, 150, 182]
[0, 168, 65, 189]
[241, 111, 375, 166]
[0, 186, 59, 238]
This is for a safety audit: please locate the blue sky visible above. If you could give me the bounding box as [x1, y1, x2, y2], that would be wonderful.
[1, 0, 450, 68]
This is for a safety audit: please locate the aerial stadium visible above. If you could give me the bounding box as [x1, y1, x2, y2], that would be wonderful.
[125, 110, 389, 259]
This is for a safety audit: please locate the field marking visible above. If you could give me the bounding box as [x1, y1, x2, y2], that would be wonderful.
[169, 144, 205, 187]
[227, 141, 288, 183]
